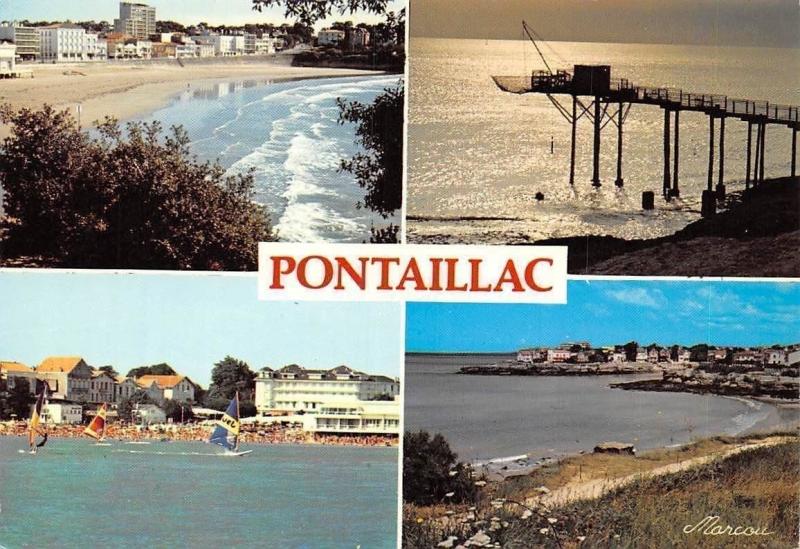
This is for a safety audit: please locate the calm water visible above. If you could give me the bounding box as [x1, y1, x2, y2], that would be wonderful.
[136, 75, 402, 242]
[407, 38, 800, 243]
[0, 439, 397, 548]
[405, 354, 799, 462]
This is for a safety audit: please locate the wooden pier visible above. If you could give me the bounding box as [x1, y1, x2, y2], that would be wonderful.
[493, 66, 799, 215]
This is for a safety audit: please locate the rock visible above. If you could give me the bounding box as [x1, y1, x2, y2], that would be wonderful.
[438, 536, 459, 548]
[465, 531, 492, 547]
[537, 486, 551, 494]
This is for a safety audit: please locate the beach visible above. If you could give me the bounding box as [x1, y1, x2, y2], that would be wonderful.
[0, 57, 383, 136]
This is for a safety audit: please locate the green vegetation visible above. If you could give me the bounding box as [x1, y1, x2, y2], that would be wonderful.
[116, 390, 153, 423]
[404, 435, 800, 548]
[0, 378, 35, 420]
[0, 105, 274, 269]
[126, 363, 178, 379]
[403, 430, 478, 506]
[204, 356, 257, 416]
[251, 0, 390, 26]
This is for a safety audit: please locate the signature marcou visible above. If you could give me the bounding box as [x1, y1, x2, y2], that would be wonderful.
[683, 516, 774, 537]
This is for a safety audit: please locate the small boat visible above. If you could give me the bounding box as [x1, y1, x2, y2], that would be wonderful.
[208, 392, 252, 457]
[84, 402, 110, 444]
[27, 387, 49, 454]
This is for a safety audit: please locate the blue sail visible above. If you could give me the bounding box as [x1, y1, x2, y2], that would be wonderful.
[209, 394, 240, 451]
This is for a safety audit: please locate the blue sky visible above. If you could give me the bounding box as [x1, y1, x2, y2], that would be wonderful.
[407, 280, 800, 352]
[0, 271, 402, 386]
[1, 0, 405, 27]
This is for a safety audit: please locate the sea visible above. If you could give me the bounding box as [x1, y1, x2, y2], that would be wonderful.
[0, 439, 398, 548]
[407, 38, 800, 243]
[133, 75, 402, 243]
[405, 354, 799, 463]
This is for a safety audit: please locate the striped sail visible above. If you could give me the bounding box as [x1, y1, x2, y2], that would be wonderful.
[28, 387, 48, 450]
[84, 403, 108, 440]
[209, 393, 240, 451]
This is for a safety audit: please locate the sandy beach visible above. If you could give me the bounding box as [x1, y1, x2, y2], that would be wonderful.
[0, 57, 383, 137]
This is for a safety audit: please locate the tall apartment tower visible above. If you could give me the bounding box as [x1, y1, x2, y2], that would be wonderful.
[113, 2, 156, 40]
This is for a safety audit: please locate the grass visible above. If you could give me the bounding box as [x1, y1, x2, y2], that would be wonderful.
[404, 434, 799, 548]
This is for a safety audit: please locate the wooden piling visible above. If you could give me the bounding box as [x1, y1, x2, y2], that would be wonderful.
[663, 108, 671, 198]
[570, 95, 577, 187]
[672, 109, 680, 196]
[759, 122, 766, 184]
[707, 115, 715, 191]
[718, 116, 725, 189]
[745, 121, 752, 189]
[615, 101, 624, 188]
[753, 121, 762, 186]
[592, 99, 601, 187]
[792, 127, 797, 178]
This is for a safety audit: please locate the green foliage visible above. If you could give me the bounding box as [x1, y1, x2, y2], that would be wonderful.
[0, 105, 275, 269]
[337, 84, 404, 218]
[162, 399, 194, 423]
[98, 365, 119, 378]
[204, 357, 257, 411]
[117, 390, 152, 423]
[369, 224, 400, 243]
[403, 430, 478, 506]
[252, 0, 389, 26]
[0, 378, 35, 420]
[127, 363, 177, 379]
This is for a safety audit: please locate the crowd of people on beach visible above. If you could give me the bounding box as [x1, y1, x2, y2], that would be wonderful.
[0, 421, 398, 447]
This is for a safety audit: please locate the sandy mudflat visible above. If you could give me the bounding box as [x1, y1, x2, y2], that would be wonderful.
[0, 58, 381, 136]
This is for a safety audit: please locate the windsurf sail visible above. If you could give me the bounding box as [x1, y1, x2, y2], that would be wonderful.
[84, 402, 108, 440]
[208, 393, 240, 452]
[28, 386, 48, 452]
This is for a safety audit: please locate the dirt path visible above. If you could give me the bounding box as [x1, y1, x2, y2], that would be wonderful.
[527, 436, 795, 509]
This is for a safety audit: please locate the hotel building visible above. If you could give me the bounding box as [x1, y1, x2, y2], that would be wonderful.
[114, 2, 156, 41]
[255, 364, 399, 414]
[38, 25, 88, 63]
[0, 24, 40, 61]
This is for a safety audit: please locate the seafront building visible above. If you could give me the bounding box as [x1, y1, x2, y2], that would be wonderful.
[254, 364, 401, 435]
[255, 364, 399, 413]
[318, 28, 345, 46]
[0, 361, 37, 393]
[0, 42, 16, 75]
[0, 24, 40, 61]
[114, 2, 156, 41]
[38, 25, 89, 63]
[135, 375, 198, 402]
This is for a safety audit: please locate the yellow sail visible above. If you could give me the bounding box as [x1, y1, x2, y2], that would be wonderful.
[84, 403, 108, 440]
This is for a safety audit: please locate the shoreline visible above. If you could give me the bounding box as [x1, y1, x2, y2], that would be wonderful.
[0, 60, 386, 138]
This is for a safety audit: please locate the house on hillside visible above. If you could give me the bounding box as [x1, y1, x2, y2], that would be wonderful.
[115, 376, 139, 402]
[89, 370, 117, 403]
[36, 356, 94, 401]
[135, 375, 197, 402]
[0, 361, 37, 393]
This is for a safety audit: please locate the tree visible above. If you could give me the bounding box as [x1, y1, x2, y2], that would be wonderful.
[337, 83, 404, 218]
[403, 430, 478, 506]
[98, 365, 119, 378]
[117, 390, 152, 423]
[162, 399, 194, 423]
[0, 378, 35, 420]
[623, 341, 639, 362]
[205, 357, 256, 408]
[0, 106, 275, 269]
[127, 363, 177, 379]
[252, 0, 390, 26]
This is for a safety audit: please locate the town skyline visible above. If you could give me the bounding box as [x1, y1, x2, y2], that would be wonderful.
[0, 272, 403, 385]
[1, 0, 405, 29]
[407, 281, 800, 353]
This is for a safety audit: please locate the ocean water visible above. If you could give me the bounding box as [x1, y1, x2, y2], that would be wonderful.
[407, 38, 800, 243]
[405, 354, 799, 462]
[0, 439, 397, 548]
[135, 75, 402, 242]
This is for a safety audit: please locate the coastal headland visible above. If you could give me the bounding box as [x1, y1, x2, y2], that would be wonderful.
[543, 176, 800, 277]
[0, 57, 385, 137]
[459, 360, 657, 376]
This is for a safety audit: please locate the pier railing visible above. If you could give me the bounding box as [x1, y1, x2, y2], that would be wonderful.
[493, 70, 800, 125]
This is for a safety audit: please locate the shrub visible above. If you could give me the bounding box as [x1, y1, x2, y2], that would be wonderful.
[0, 105, 275, 269]
[403, 430, 478, 506]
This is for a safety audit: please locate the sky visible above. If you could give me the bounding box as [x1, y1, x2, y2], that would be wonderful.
[410, 0, 800, 48]
[407, 279, 800, 353]
[0, 271, 402, 386]
[0, 0, 405, 28]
